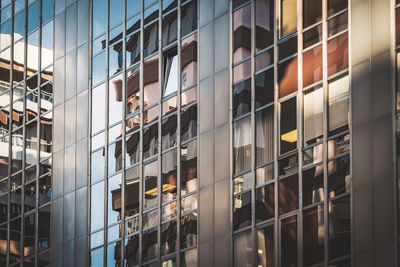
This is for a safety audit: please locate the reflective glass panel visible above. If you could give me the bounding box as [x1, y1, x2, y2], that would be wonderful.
[91, 83, 105, 134]
[163, 50, 178, 97]
[303, 0, 322, 28]
[126, 131, 140, 167]
[143, 55, 159, 108]
[303, 205, 325, 266]
[255, 0, 274, 51]
[144, 22, 159, 58]
[181, 33, 197, 89]
[144, 160, 158, 208]
[281, 0, 297, 36]
[278, 174, 298, 215]
[126, 65, 140, 116]
[328, 0, 347, 17]
[125, 165, 140, 217]
[91, 181, 105, 231]
[232, 4, 251, 64]
[142, 228, 158, 262]
[91, 148, 105, 183]
[143, 123, 158, 159]
[162, 201, 177, 221]
[162, 149, 177, 202]
[327, 33, 348, 77]
[161, 221, 177, 255]
[303, 45, 322, 87]
[328, 74, 349, 135]
[180, 212, 197, 249]
[328, 196, 350, 260]
[328, 11, 347, 37]
[233, 115, 251, 174]
[256, 225, 274, 267]
[303, 165, 324, 206]
[180, 104, 197, 142]
[281, 215, 298, 267]
[232, 78, 251, 119]
[256, 106, 274, 166]
[181, 139, 197, 195]
[109, 74, 123, 126]
[255, 183, 274, 222]
[162, 113, 177, 150]
[278, 57, 298, 98]
[304, 85, 323, 145]
[181, 0, 197, 37]
[328, 154, 350, 198]
[162, 11, 177, 47]
[233, 229, 252, 267]
[303, 25, 322, 49]
[233, 190, 251, 230]
[280, 97, 297, 154]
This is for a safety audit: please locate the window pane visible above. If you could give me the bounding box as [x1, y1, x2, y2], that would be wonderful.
[162, 11, 177, 47]
[255, 49, 273, 72]
[162, 113, 177, 150]
[91, 83, 105, 134]
[144, 160, 158, 208]
[233, 115, 251, 174]
[256, 225, 274, 267]
[142, 228, 158, 262]
[126, 32, 140, 68]
[10, 218, 21, 263]
[233, 5, 251, 64]
[92, 51, 106, 86]
[91, 148, 105, 183]
[255, 183, 274, 222]
[163, 51, 178, 97]
[180, 212, 197, 249]
[125, 131, 140, 167]
[328, 11, 347, 37]
[180, 104, 197, 142]
[255, 0, 274, 52]
[255, 68, 274, 108]
[278, 174, 298, 215]
[162, 149, 177, 202]
[328, 0, 347, 17]
[303, 165, 324, 206]
[327, 133, 349, 159]
[329, 196, 350, 260]
[328, 154, 350, 198]
[143, 55, 159, 108]
[181, 139, 197, 195]
[303, 206, 324, 266]
[304, 85, 323, 145]
[256, 164, 274, 185]
[280, 97, 297, 154]
[233, 78, 251, 119]
[281, 0, 297, 36]
[328, 74, 349, 135]
[233, 59, 251, 83]
[92, 0, 106, 38]
[91, 181, 104, 231]
[126, 65, 140, 116]
[281, 215, 297, 267]
[181, 86, 197, 107]
[256, 106, 274, 166]
[303, 25, 322, 49]
[234, 229, 252, 267]
[181, 33, 197, 90]
[279, 36, 297, 61]
[124, 234, 139, 265]
[109, 41, 123, 76]
[109, 0, 123, 28]
[181, 0, 197, 37]
[144, 22, 159, 58]
[327, 33, 348, 77]
[303, 45, 322, 87]
[109, 74, 123, 126]
[108, 173, 121, 225]
[233, 190, 251, 230]
[233, 172, 252, 194]
[303, 0, 322, 28]
[278, 57, 298, 98]
[143, 209, 158, 229]
[127, 0, 141, 19]
[143, 123, 158, 159]
[161, 220, 177, 255]
[125, 165, 140, 217]
[162, 201, 177, 221]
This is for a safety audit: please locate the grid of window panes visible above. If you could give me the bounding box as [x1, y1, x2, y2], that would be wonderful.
[395, 0, 400, 263]
[0, 0, 54, 265]
[231, 0, 351, 266]
[89, 0, 198, 266]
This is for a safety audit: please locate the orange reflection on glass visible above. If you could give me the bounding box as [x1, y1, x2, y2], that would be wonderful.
[278, 56, 298, 98]
[303, 45, 322, 87]
[143, 105, 158, 125]
[143, 54, 159, 108]
[162, 96, 177, 116]
[181, 86, 197, 108]
[327, 33, 348, 77]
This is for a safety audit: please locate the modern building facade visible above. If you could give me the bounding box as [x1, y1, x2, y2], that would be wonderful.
[0, 0, 397, 266]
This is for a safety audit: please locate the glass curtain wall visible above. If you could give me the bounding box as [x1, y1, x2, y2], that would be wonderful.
[0, 0, 54, 265]
[89, 0, 198, 266]
[231, 0, 350, 266]
[395, 0, 400, 264]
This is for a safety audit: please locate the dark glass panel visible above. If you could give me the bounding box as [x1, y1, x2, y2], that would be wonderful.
[278, 57, 298, 98]
[304, 85, 323, 145]
[232, 78, 251, 119]
[303, 206, 324, 266]
[125, 165, 140, 217]
[303, 0, 322, 28]
[328, 0, 347, 17]
[328, 154, 350, 198]
[328, 11, 347, 37]
[24, 213, 35, 257]
[233, 190, 251, 230]
[327, 133, 349, 159]
[233, 59, 251, 83]
[125, 131, 140, 167]
[39, 174, 51, 206]
[38, 205, 50, 251]
[255, 0, 274, 52]
[397, 7, 400, 47]
[10, 188, 21, 219]
[126, 32, 140, 68]
[126, 65, 140, 116]
[233, 172, 252, 194]
[255, 49, 273, 72]
[327, 33, 348, 77]
[162, 149, 177, 202]
[91, 83, 105, 134]
[162, 113, 177, 150]
[92, 0, 106, 38]
[161, 220, 177, 255]
[91, 181, 104, 231]
[278, 153, 298, 178]
[256, 225, 274, 267]
[144, 160, 158, 208]
[11, 172, 22, 188]
[303, 165, 324, 206]
[255, 68, 274, 108]
[162, 11, 177, 47]
[9, 219, 20, 264]
[38, 252, 50, 267]
[232, 4, 251, 64]
[303, 25, 322, 49]
[281, 0, 297, 36]
[329, 196, 350, 260]
[181, 33, 197, 89]
[256, 106, 273, 166]
[280, 97, 297, 154]
[181, 139, 197, 195]
[143, 55, 159, 107]
[109, 74, 123, 126]
[0, 194, 7, 224]
[142, 228, 158, 262]
[278, 174, 298, 215]
[180, 212, 197, 249]
[233, 229, 252, 267]
[255, 183, 274, 222]
[180, 104, 197, 142]
[143, 123, 158, 159]
[329, 258, 351, 267]
[279, 36, 297, 60]
[24, 181, 36, 212]
[143, 209, 158, 229]
[181, 0, 197, 37]
[108, 173, 121, 225]
[303, 45, 322, 87]
[124, 234, 139, 266]
[233, 115, 251, 174]
[163, 48, 178, 97]
[144, 22, 159, 58]
[281, 215, 297, 267]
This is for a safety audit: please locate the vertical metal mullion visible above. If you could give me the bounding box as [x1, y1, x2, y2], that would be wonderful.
[138, 1, 144, 265]
[297, 0, 303, 265]
[229, 0, 234, 265]
[274, 0, 279, 266]
[157, 0, 162, 265]
[322, 0, 329, 265]
[120, 0, 127, 263]
[250, 1, 256, 266]
[176, 0, 182, 265]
